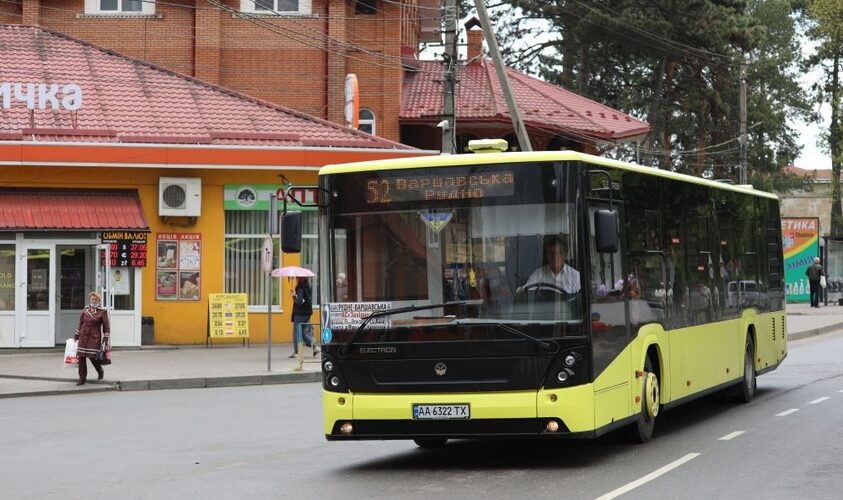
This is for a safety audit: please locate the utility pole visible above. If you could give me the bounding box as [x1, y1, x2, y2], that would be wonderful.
[441, 0, 458, 154]
[739, 62, 747, 185]
[473, 0, 532, 151]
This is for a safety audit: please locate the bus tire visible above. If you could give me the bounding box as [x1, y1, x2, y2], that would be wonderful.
[413, 438, 447, 448]
[628, 356, 659, 444]
[735, 336, 756, 403]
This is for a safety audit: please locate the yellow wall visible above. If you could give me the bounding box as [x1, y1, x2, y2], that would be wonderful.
[0, 165, 318, 345]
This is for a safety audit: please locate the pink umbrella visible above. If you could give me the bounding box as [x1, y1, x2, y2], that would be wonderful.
[271, 266, 315, 278]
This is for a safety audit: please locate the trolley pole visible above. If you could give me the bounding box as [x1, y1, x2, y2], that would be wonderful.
[474, 0, 532, 151]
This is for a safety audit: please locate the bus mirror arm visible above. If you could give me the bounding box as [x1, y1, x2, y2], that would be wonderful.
[338, 301, 468, 357]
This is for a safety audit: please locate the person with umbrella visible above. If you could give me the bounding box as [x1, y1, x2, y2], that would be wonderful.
[291, 276, 319, 357]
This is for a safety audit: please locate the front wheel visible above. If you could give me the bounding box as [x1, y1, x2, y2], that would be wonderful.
[628, 356, 659, 443]
[413, 438, 447, 448]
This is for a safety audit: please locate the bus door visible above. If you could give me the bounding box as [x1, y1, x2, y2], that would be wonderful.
[586, 200, 631, 428]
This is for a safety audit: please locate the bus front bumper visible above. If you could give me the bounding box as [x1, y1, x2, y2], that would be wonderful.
[323, 386, 596, 440]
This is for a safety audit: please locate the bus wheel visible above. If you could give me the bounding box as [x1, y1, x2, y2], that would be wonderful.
[413, 438, 447, 448]
[629, 356, 659, 443]
[735, 337, 756, 403]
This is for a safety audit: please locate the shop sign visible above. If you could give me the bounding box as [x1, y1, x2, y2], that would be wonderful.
[0, 82, 83, 111]
[156, 233, 201, 301]
[224, 184, 318, 211]
[101, 231, 148, 267]
[782, 217, 820, 302]
[208, 293, 250, 338]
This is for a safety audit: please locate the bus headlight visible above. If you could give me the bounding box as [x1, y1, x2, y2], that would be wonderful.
[329, 376, 341, 387]
[556, 370, 569, 383]
[564, 354, 576, 367]
[324, 361, 334, 372]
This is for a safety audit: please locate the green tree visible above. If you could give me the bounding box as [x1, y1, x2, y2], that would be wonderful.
[802, 0, 843, 236]
[469, 1, 810, 184]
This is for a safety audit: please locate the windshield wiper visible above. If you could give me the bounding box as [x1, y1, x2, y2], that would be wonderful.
[490, 322, 559, 353]
[338, 301, 467, 357]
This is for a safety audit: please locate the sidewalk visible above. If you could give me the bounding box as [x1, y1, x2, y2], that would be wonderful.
[0, 343, 322, 399]
[2, 303, 843, 399]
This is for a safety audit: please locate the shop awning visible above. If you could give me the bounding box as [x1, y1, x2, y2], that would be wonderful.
[0, 189, 149, 232]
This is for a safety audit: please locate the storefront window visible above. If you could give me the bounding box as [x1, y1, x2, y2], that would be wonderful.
[224, 210, 319, 308]
[27, 249, 50, 311]
[0, 244, 14, 311]
[301, 212, 319, 304]
[225, 211, 280, 307]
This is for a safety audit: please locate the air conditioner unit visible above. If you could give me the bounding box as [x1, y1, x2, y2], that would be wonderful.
[159, 177, 201, 217]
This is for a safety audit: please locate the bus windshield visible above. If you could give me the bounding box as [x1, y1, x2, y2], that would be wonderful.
[323, 162, 584, 338]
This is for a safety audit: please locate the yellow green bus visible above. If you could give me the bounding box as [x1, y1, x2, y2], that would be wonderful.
[312, 146, 786, 446]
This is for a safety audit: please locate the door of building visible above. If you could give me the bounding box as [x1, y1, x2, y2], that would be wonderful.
[55, 246, 95, 345]
[18, 245, 55, 347]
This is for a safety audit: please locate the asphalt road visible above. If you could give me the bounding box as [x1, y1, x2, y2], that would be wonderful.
[3, 332, 843, 500]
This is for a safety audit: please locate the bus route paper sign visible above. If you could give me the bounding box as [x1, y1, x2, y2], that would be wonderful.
[208, 293, 249, 338]
[323, 302, 393, 330]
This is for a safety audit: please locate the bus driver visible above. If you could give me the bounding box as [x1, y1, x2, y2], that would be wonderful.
[518, 236, 581, 294]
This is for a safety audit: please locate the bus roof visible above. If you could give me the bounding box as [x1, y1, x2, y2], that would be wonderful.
[319, 150, 778, 200]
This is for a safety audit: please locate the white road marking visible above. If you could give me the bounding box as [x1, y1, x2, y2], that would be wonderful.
[216, 462, 247, 470]
[594, 453, 701, 500]
[838, 390, 843, 393]
[809, 397, 830, 404]
[776, 409, 799, 417]
[718, 431, 745, 441]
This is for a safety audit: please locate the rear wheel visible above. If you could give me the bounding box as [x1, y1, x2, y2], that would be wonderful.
[413, 438, 447, 448]
[628, 356, 659, 443]
[735, 337, 756, 403]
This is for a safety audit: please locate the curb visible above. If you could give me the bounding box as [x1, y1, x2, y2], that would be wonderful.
[0, 371, 321, 399]
[0, 385, 116, 399]
[788, 323, 843, 341]
[117, 371, 322, 392]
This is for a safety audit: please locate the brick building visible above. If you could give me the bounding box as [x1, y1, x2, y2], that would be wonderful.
[1, 1, 648, 150]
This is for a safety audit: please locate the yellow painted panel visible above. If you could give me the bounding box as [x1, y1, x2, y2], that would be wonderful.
[536, 385, 595, 432]
[351, 391, 538, 421]
[323, 390, 354, 434]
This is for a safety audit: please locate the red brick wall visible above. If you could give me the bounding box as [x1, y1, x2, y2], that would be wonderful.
[0, 1, 20, 24]
[346, 1, 402, 141]
[22, 0, 40, 25]
[40, 0, 196, 76]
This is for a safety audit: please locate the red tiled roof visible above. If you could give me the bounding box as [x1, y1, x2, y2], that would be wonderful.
[785, 166, 832, 182]
[0, 25, 411, 150]
[402, 60, 650, 142]
[0, 188, 149, 231]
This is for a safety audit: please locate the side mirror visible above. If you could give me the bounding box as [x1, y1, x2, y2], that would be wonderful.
[594, 210, 619, 253]
[281, 212, 302, 253]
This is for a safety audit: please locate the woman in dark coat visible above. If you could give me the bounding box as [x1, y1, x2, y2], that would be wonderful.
[290, 277, 318, 358]
[74, 291, 110, 385]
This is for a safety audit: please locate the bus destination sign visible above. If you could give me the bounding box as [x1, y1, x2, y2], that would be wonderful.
[366, 171, 515, 204]
[101, 231, 148, 267]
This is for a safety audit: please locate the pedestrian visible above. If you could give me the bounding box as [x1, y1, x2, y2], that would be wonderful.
[805, 256, 824, 308]
[290, 277, 319, 357]
[74, 292, 110, 385]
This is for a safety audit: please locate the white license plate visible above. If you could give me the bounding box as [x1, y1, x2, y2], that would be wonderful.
[412, 404, 470, 420]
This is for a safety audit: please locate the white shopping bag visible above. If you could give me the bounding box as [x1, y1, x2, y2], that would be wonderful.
[64, 339, 78, 368]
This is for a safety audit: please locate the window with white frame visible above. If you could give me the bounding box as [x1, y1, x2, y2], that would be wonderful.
[85, 0, 155, 14]
[359, 108, 376, 135]
[224, 210, 319, 309]
[240, 0, 312, 15]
